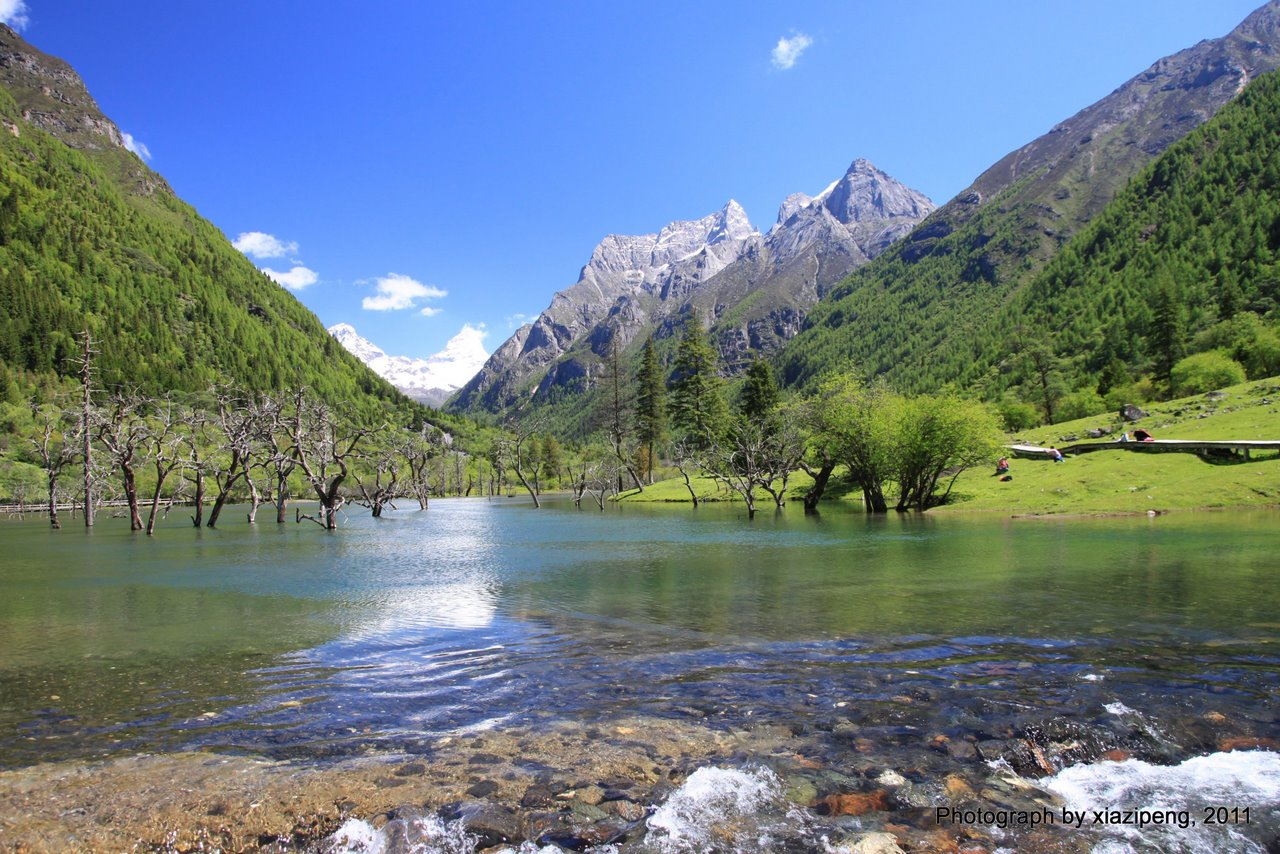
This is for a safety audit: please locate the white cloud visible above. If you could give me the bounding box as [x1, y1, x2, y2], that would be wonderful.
[419, 306, 442, 317]
[233, 231, 300, 259]
[262, 265, 319, 291]
[505, 312, 533, 328]
[362, 273, 446, 312]
[122, 132, 151, 160]
[771, 32, 813, 70]
[0, 0, 29, 29]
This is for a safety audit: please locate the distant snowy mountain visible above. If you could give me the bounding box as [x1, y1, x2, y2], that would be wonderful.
[328, 323, 489, 407]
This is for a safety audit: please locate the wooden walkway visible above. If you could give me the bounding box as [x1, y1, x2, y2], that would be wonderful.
[1010, 439, 1280, 460]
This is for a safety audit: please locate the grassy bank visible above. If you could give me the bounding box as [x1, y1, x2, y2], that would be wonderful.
[621, 377, 1280, 515]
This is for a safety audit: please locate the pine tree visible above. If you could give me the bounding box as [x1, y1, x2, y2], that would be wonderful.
[1149, 279, 1187, 387]
[634, 336, 666, 484]
[738, 358, 779, 422]
[669, 311, 728, 450]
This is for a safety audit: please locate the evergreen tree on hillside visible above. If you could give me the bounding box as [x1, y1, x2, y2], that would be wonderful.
[738, 358, 779, 423]
[634, 336, 665, 484]
[778, 68, 1280, 402]
[1150, 279, 1188, 388]
[669, 311, 728, 450]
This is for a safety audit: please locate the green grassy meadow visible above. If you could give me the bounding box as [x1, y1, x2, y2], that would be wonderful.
[622, 377, 1280, 515]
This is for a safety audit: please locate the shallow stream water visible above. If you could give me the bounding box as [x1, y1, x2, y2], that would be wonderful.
[1, 500, 1277, 852]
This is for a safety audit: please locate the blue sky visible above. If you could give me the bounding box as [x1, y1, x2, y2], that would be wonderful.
[4, 0, 1267, 361]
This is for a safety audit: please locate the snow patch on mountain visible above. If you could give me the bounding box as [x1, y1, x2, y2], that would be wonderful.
[328, 322, 489, 407]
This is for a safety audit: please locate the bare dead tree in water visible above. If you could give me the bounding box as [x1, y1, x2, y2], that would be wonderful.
[669, 438, 702, 508]
[30, 402, 80, 529]
[205, 389, 263, 528]
[451, 450, 467, 496]
[498, 416, 547, 508]
[256, 395, 297, 523]
[756, 420, 805, 511]
[144, 396, 187, 536]
[401, 424, 445, 509]
[352, 429, 402, 518]
[70, 330, 97, 527]
[586, 452, 619, 511]
[566, 450, 599, 509]
[180, 408, 211, 527]
[703, 425, 766, 518]
[601, 338, 644, 493]
[95, 391, 149, 530]
[285, 389, 368, 530]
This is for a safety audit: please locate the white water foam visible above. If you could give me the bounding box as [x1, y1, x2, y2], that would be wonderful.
[321, 814, 568, 854]
[644, 766, 815, 853]
[320, 766, 817, 854]
[1044, 750, 1280, 853]
[323, 815, 474, 854]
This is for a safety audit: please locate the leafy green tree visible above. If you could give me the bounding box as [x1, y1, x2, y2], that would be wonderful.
[996, 398, 1040, 431]
[1017, 342, 1066, 424]
[669, 311, 728, 450]
[1193, 312, 1280, 379]
[892, 394, 1003, 511]
[808, 371, 900, 513]
[1095, 357, 1131, 397]
[1170, 351, 1246, 396]
[1056, 388, 1108, 421]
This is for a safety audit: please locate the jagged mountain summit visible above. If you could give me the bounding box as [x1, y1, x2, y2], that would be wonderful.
[697, 158, 934, 368]
[449, 159, 933, 417]
[329, 323, 489, 408]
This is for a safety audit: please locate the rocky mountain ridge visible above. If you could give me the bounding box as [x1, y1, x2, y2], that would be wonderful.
[449, 158, 934, 416]
[0, 24, 169, 196]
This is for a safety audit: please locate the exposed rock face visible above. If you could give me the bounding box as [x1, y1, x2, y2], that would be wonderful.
[329, 323, 489, 408]
[0, 24, 170, 196]
[450, 200, 760, 412]
[0, 24, 121, 150]
[698, 159, 934, 371]
[449, 161, 933, 415]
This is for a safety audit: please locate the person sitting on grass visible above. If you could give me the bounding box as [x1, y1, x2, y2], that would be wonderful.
[996, 457, 1010, 475]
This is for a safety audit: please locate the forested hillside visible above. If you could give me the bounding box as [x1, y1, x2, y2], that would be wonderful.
[0, 29, 413, 422]
[782, 69, 1280, 425]
[778, 3, 1280, 404]
[998, 68, 1280, 396]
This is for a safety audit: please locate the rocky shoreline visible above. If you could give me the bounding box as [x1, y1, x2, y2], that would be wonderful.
[2, 707, 1276, 853]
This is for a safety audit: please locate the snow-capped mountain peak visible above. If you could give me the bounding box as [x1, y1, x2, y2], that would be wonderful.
[328, 322, 489, 407]
[329, 323, 387, 363]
